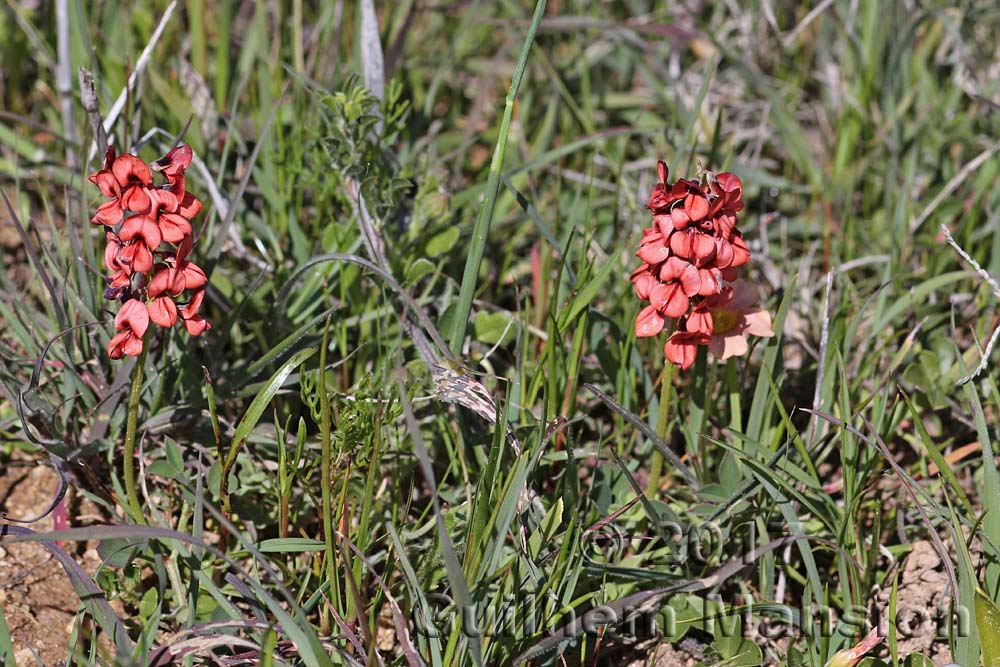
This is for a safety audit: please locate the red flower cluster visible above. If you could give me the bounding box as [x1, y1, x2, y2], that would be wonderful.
[89, 145, 211, 359]
[631, 161, 759, 370]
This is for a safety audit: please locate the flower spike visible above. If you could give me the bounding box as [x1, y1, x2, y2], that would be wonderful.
[89, 144, 211, 358]
[631, 162, 772, 368]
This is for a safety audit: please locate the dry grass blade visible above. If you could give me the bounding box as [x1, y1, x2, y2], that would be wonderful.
[910, 140, 1000, 232]
[359, 0, 385, 110]
[941, 224, 1000, 383]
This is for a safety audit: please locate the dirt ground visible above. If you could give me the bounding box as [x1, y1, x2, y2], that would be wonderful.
[0, 459, 105, 665]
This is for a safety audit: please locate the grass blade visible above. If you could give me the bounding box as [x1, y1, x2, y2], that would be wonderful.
[446, 0, 547, 355]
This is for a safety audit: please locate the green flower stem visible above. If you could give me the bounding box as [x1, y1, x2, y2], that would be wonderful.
[647, 359, 676, 498]
[123, 335, 150, 525]
[726, 357, 742, 436]
[318, 317, 340, 624]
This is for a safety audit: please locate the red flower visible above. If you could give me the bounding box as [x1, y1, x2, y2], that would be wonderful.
[663, 331, 709, 370]
[154, 145, 193, 181]
[90, 144, 211, 358]
[631, 161, 768, 369]
[178, 289, 211, 336]
[146, 266, 185, 327]
[145, 188, 194, 243]
[107, 299, 149, 359]
[112, 154, 153, 212]
[650, 282, 689, 318]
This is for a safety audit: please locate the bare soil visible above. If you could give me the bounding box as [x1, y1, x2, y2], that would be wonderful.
[0, 459, 104, 665]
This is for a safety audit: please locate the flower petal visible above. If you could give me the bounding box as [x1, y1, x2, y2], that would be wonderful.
[684, 193, 709, 223]
[714, 213, 736, 238]
[147, 296, 179, 327]
[158, 213, 193, 243]
[741, 309, 775, 338]
[687, 307, 713, 336]
[712, 331, 749, 360]
[122, 332, 145, 356]
[728, 280, 759, 310]
[637, 238, 670, 265]
[121, 184, 152, 213]
[182, 314, 211, 336]
[632, 272, 658, 300]
[659, 256, 691, 282]
[119, 241, 154, 273]
[664, 332, 705, 370]
[148, 267, 185, 297]
[178, 192, 202, 219]
[89, 170, 120, 198]
[650, 282, 689, 318]
[669, 230, 694, 259]
[155, 145, 193, 179]
[180, 260, 207, 289]
[653, 213, 673, 236]
[635, 305, 665, 337]
[104, 235, 125, 271]
[714, 172, 742, 195]
[92, 199, 123, 227]
[182, 288, 206, 315]
[107, 331, 131, 359]
[697, 269, 722, 296]
[149, 187, 179, 214]
[115, 298, 150, 336]
[678, 263, 702, 297]
[112, 154, 152, 187]
[670, 207, 691, 230]
[691, 233, 717, 264]
[729, 233, 750, 267]
[714, 238, 734, 268]
[657, 160, 669, 184]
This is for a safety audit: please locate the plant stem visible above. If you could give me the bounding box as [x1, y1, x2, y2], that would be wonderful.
[123, 342, 149, 524]
[647, 359, 676, 498]
[318, 317, 338, 630]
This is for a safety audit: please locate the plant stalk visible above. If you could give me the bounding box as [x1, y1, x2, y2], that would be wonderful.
[123, 341, 149, 524]
[647, 360, 676, 498]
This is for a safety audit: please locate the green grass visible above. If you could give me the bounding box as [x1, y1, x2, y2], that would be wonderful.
[2, 1, 1000, 666]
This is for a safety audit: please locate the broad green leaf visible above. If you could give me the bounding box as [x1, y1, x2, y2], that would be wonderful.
[259, 538, 326, 553]
[228, 347, 317, 468]
[473, 310, 513, 345]
[978, 588, 1000, 667]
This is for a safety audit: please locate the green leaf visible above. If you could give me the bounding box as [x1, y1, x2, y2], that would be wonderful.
[138, 587, 159, 619]
[405, 257, 436, 284]
[978, 588, 1000, 667]
[165, 437, 184, 473]
[716, 637, 762, 666]
[901, 654, 934, 667]
[473, 311, 513, 345]
[556, 247, 620, 333]
[424, 226, 460, 257]
[259, 538, 326, 553]
[228, 347, 317, 469]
